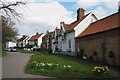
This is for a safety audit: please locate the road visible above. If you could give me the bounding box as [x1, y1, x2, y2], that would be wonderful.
[2, 52, 52, 78]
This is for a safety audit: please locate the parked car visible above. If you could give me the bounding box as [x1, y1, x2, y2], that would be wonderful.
[6, 47, 16, 52]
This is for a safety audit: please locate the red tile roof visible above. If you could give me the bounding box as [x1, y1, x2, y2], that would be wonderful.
[17, 36, 28, 42]
[44, 31, 53, 36]
[61, 12, 91, 33]
[24, 37, 30, 41]
[76, 12, 120, 38]
[29, 33, 43, 41]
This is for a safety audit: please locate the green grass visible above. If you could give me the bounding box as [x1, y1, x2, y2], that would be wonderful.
[2, 50, 7, 57]
[0, 43, 7, 57]
[16, 49, 38, 54]
[25, 52, 111, 78]
[0, 43, 2, 57]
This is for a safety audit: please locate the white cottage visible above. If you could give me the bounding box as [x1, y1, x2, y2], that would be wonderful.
[57, 8, 98, 56]
[28, 33, 45, 48]
[52, 27, 60, 53]
[6, 41, 16, 48]
[17, 35, 30, 47]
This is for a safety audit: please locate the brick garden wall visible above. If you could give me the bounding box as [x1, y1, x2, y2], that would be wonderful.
[75, 28, 120, 65]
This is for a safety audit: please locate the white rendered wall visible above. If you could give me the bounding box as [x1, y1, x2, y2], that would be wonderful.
[62, 32, 75, 52]
[74, 13, 97, 37]
[6, 41, 16, 48]
[38, 34, 45, 48]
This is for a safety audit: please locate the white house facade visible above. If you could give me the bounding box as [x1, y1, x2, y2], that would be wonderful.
[6, 41, 16, 48]
[53, 8, 98, 56]
[52, 27, 60, 53]
[17, 35, 29, 47]
[28, 33, 45, 48]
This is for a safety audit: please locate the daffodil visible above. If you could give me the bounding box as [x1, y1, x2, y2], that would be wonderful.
[64, 65, 66, 68]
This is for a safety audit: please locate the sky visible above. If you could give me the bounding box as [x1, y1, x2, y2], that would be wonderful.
[2, 0, 119, 38]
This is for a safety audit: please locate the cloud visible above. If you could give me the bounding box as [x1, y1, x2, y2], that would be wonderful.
[76, 0, 101, 8]
[76, 0, 119, 19]
[104, 2, 118, 9]
[92, 7, 107, 19]
[10, 1, 75, 37]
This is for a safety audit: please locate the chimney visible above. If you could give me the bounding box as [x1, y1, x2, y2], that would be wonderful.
[118, 1, 120, 12]
[23, 35, 26, 38]
[77, 8, 85, 20]
[55, 26, 59, 30]
[60, 21, 65, 24]
[36, 32, 39, 35]
[46, 30, 49, 33]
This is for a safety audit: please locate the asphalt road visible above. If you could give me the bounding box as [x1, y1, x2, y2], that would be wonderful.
[2, 52, 52, 78]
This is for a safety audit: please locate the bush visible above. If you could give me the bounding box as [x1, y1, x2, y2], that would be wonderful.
[93, 51, 98, 55]
[108, 51, 115, 57]
[79, 48, 84, 58]
[25, 44, 33, 49]
[34, 48, 52, 53]
[48, 48, 52, 53]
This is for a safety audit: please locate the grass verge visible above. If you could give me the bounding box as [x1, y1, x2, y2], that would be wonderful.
[25, 52, 111, 78]
[16, 49, 37, 54]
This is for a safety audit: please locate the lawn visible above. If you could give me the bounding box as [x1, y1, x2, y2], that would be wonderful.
[16, 49, 37, 54]
[0, 43, 7, 57]
[24, 51, 112, 78]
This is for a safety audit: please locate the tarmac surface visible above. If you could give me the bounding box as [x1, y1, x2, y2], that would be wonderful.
[2, 52, 52, 78]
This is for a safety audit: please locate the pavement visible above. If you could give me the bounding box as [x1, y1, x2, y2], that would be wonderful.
[2, 52, 53, 78]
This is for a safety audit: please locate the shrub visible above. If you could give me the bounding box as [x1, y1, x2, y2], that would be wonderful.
[108, 51, 115, 57]
[89, 55, 93, 61]
[48, 48, 52, 53]
[25, 44, 33, 49]
[37, 48, 49, 52]
[36, 48, 52, 53]
[79, 48, 84, 58]
[93, 51, 98, 55]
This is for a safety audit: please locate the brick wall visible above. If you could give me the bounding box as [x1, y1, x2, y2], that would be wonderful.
[75, 28, 120, 65]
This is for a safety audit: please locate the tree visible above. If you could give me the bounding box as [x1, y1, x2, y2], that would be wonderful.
[2, 16, 18, 43]
[0, 0, 26, 19]
[0, 0, 26, 43]
[0, 0, 26, 56]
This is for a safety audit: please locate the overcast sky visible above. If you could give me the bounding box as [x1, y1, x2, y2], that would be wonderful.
[3, 0, 119, 38]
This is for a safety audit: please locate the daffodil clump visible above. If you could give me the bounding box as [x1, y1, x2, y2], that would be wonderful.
[29, 61, 59, 70]
[92, 66, 109, 74]
[63, 65, 72, 71]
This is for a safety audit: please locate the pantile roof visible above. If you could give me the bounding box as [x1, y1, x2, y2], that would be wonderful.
[61, 12, 91, 33]
[29, 33, 43, 41]
[76, 12, 120, 38]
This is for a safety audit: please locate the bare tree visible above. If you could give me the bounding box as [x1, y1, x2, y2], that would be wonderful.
[0, 0, 26, 18]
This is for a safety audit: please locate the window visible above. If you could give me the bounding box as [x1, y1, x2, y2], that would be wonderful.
[91, 19, 93, 23]
[68, 39, 71, 49]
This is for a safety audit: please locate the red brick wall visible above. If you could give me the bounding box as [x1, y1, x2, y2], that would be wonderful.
[42, 35, 52, 49]
[75, 28, 120, 65]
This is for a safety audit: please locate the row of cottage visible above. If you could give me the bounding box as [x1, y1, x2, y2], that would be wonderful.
[17, 8, 120, 65]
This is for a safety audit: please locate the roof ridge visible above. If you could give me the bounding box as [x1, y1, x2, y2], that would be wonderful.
[76, 12, 119, 38]
[89, 12, 119, 27]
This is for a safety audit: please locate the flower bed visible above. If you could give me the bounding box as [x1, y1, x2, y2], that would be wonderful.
[25, 52, 112, 78]
[92, 66, 109, 75]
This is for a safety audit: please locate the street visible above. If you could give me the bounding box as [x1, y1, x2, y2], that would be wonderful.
[2, 52, 52, 78]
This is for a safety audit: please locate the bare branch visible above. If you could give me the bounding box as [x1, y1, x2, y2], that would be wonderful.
[0, 0, 26, 21]
[0, 1, 26, 9]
